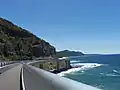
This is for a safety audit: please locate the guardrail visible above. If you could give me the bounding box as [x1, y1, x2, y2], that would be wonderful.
[0, 62, 19, 74]
[23, 64, 101, 90]
[0, 61, 18, 67]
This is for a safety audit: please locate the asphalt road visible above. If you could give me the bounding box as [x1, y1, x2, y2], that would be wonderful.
[0, 64, 22, 90]
[0, 61, 101, 90]
[23, 65, 53, 90]
[0, 63, 19, 74]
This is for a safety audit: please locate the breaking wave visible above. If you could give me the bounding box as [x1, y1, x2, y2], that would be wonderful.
[57, 63, 103, 76]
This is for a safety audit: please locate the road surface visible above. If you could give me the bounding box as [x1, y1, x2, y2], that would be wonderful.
[0, 63, 19, 74]
[0, 64, 22, 90]
[23, 65, 53, 90]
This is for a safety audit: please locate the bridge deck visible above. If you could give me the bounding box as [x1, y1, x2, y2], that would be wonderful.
[0, 64, 21, 90]
[23, 65, 101, 90]
[23, 65, 52, 90]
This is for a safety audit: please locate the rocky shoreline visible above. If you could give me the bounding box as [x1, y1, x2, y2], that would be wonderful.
[51, 66, 72, 74]
[32, 58, 71, 74]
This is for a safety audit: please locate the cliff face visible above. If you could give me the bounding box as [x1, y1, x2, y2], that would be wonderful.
[0, 18, 56, 60]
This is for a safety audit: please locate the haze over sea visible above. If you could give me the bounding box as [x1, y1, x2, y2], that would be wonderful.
[60, 54, 120, 90]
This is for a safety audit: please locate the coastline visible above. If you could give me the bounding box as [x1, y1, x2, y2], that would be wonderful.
[58, 57, 69, 60]
[50, 56, 102, 76]
[50, 57, 71, 74]
[56, 63, 103, 76]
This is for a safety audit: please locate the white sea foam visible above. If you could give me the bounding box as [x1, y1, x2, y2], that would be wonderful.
[100, 73, 104, 75]
[57, 63, 103, 76]
[113, 70, 118, 73]
[70, 61, 80, 63]
[71, 63, 102, 67]
[106, 73, 120, 77]
[59, 57, 68, 60]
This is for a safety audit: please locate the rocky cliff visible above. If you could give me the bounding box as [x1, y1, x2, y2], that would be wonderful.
[0, 18, 56, 60]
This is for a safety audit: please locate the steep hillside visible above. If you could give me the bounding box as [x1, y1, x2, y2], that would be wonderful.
[0, 18, 56, 60]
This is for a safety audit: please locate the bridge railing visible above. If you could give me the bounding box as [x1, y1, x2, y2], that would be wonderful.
[23, 64, 101, 90]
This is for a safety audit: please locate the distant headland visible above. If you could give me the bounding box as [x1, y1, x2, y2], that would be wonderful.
[56, 50, 84, 58]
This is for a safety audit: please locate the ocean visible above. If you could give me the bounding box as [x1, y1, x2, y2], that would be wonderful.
[58, 54, 120, 90]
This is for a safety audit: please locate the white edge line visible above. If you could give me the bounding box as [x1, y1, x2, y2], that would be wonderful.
[22, 67, 26, 90]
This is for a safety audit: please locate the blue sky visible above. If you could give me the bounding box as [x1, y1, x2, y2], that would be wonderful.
[0, 0, 120, 54]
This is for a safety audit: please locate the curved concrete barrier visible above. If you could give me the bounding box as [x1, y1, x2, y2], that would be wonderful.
[23, 64, 101, 90]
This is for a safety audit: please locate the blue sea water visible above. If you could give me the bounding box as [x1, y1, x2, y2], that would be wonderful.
[65, 54, 120, 90]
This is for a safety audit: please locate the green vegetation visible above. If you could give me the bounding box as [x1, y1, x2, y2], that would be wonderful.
[39, 61, 57, 71]
[0, 17, 56, 60]
[33, 59, 71, 72]
[56, 50, 84, 58]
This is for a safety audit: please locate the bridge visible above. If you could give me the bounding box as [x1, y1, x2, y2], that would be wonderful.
[0, 61, 101, 90]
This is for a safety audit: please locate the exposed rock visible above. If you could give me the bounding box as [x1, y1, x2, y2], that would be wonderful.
[0, 17, 56, 60]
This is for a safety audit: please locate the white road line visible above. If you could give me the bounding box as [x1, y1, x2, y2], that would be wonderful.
[22, 68, 26, 90]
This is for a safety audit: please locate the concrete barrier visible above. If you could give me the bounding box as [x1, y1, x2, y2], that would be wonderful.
[23, 64, 101, 90]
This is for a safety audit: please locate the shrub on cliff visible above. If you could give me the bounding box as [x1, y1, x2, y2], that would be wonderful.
[0, 17, 56, 60]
